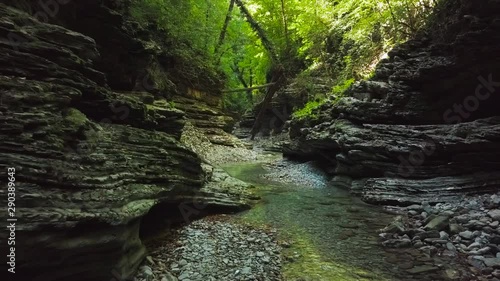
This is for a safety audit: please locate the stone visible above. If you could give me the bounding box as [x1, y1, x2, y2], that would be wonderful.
[468, 257, 487, 270]
[414, 230, 440, 240]
[466, 220, 487, 230]
[450, 223, 463, 234]
[491, 235, 500, 244]
[383, 238, 412, 248]
[140, 266, 154, 281]
[406, 265, 439, 274]
[468, 242, 482, 250]
[178, 272, 190, 280]
[489, 210, 500, 221]
[424, 216, 450, 231]
[161, 272, 178, 281]
[444, 268, 461, 280]
[469, 247, 492, 255]
[491, 195, 500, 206]
[460, 231, 474, 240]
[380, 216, 406, 234]
[407, 204, 424, 212]
[241, 267, 252, 274]
[483, 258, 500, 269]
[446, 242, 457, 251]
[419, 245, 438, 256]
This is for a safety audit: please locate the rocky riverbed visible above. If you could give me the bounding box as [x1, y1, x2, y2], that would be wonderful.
[135, 216, 282, 281]
[181, 122, 261, 165]
[379, 193, 500, 280]
[261, 159, 330, 188]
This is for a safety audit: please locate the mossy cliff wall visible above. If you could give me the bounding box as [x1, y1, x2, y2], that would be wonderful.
[0, 1, 248, 280]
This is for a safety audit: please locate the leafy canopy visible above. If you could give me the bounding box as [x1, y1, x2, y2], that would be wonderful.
[129, 0, 438, 114]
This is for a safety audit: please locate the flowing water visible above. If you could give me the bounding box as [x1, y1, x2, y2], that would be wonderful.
[223, 160, 468, 281]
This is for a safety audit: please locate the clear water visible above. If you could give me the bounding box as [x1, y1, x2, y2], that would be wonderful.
[223, 161, 469, 281]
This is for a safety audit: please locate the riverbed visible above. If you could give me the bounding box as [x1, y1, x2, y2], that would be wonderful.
[137, 158, 470, 281]
[223, 159, 469, 281]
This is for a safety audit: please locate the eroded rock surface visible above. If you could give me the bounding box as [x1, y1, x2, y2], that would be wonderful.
[0, 3, 252, 281]
[285, 0, 500, 206]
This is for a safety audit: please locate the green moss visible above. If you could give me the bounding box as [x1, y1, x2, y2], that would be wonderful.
[63, 108, 88, 128]
[292, 99, 325, 121]
[332, 78, 355, 95]
[236, 198, 386, 281]
[291, 76, 354, 121]
[282, 228, 383, 281]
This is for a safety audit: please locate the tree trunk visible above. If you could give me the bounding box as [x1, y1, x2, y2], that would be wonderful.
[233, 0, 285, 138]
[280, 0, 289, 50]
[247, 69, 253, 103]
[250, 65, 286, 139]
[214, 0, 235, 57]
[234, 0, 279, 63]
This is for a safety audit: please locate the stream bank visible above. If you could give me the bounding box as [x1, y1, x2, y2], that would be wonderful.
[136, 156, 493, 281]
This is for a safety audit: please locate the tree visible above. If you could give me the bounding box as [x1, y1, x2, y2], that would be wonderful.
[214, 0, 236, 58]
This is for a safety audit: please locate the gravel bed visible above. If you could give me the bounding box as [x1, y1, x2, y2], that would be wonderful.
[181, 122, 260, 165]
[261, 159, 330, 188]
[379, 193, 500, 280]
[135, 217, 283, 281]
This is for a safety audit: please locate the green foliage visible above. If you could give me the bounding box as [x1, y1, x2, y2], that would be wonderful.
[129, 0, 227, 55]
[223, 91, 253, 113]
[292, 99, 324, 120]
[332, 78, 355, 95]
[127, 0, 439, 116]
[291, 0, 438, 121]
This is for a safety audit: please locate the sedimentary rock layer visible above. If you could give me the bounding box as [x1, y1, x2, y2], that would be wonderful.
[0, 4, 250, 281]
[285, 0, 500, 205]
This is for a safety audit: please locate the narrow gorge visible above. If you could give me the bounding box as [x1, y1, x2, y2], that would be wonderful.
[0, 0, 499, 281]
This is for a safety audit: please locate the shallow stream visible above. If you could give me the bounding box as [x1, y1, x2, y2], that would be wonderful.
[223, 160, 467, 281]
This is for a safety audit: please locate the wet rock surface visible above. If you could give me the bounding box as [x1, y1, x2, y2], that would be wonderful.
[136, 217, 282, 281]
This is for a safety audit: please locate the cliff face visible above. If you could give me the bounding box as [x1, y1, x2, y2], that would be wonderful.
[0, 2, 250, 280]
[285, 0, 500, 205]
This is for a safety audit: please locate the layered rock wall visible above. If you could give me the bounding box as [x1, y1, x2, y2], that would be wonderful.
[0, 2, 250, 280]
[285, 0, 500, 206]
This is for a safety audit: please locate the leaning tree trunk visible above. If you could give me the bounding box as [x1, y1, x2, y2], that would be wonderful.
[214, 0, 235, 58]
[250, 65, 286, 139]
[234, 0, 279, 63]
[280, 0, 290, 50]
[234, 0, 286, 139]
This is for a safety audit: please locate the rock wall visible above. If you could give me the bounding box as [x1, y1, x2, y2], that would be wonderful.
[0, 2, 251, 281]
[284, 0, 500, 206]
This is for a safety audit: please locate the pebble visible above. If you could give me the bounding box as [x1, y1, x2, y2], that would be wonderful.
[459, 230, 473, 240]
[378, 192, 500, 280]
[134, 218, 282, 281]
[489, 210, 500, 221]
